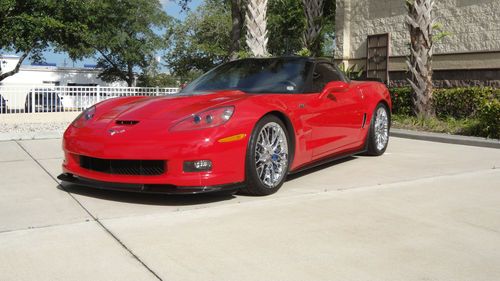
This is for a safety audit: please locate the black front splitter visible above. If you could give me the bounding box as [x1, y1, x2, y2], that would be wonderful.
[57, 173, 244, 195]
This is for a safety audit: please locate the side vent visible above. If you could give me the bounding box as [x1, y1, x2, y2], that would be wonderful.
[116, 120, 140, 125]
[361, 113, 367, 128]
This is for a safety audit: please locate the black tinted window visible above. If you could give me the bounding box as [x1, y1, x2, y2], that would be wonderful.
[311, 63, 345, 92]
[181, 58, 312, 94]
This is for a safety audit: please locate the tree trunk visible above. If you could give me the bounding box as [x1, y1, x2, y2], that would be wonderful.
[302, 0, 324, 56]
[0, 51, 30, 82]
[229, 0, 244, 60]
[245, 0, 269, 57]
[406, 0, 435, 117]
[127, 62, 134, 87]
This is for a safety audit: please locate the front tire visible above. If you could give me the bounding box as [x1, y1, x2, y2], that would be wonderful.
[366, 103, 390, 156]
[241, 115, 290, 196]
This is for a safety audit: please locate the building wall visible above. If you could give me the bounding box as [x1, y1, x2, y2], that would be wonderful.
[1, 67, 125, 87]
[0, 56, 125, 87]
[335, 0, 500, 75]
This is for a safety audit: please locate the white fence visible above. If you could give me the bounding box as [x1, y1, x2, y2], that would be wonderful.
[0, 85, 179, 114]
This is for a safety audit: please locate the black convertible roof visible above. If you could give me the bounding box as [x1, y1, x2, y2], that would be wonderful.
[236, 56, 335, 64]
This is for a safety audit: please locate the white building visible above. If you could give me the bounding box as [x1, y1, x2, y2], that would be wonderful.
[0, 55, 125, 87]
[0, 55, 128, 111]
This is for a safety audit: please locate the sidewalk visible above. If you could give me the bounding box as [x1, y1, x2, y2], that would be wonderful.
[1, 137, 499, 280]
[0, 112, 77, 141]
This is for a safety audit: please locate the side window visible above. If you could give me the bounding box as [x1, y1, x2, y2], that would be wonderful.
[311, 63, 345, 92]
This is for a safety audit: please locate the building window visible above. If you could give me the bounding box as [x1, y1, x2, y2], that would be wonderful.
[366, 33, 390, 83]
[43, 81, 60, 86]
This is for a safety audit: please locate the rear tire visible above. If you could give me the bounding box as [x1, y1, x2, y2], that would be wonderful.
[240, 115, 290, 196]
[366, 103, 390, 156]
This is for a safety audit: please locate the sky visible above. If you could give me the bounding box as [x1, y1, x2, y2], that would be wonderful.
[29, 0, 201, 68]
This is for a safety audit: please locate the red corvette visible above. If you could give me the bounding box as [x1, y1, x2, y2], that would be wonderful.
[58, 57, 391, 195]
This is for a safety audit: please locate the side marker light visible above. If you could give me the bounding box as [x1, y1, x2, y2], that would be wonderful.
[217, 134, 247, 143]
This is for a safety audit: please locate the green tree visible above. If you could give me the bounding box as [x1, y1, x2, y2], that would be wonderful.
[319, 0, 335, 56]
[89, 0, 171, 87]
[229, 0, 246, 59]
[164, 0, 232, 80]
[175, 0, 245, 60]
[267, 0, 334, 57]
[301, 0, 335, 56]
[302, 0, 323, 56]
[137, 73, 180, 87]
[0, 0, 93, 81]
[166, 0, 335, 79]
[267, 0, 305, 55]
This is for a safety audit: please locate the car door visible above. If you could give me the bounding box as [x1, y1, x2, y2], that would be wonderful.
[308, 62, 364, 159]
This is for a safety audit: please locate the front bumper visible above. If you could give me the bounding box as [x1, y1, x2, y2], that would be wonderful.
[58, 173, 243, 194]
[62, 118, 252, 189]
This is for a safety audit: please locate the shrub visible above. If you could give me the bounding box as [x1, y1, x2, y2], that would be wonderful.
[432, 87, 499, 119]
[477, 98, 500, 139]
[389, 87, 413, 115]
[338, 63, 364, 80]
[389, 86, 499, 139]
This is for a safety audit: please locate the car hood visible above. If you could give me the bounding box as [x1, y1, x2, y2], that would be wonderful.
[97, 90, 247, 122]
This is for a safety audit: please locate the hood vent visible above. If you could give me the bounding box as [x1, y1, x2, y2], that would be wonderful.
[115, 120, 140, 125]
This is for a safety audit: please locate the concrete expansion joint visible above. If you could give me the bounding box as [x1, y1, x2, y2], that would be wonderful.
[0, 220, 93, 235]
[13, 140, 164, 281]
[331, 168, 499, 194]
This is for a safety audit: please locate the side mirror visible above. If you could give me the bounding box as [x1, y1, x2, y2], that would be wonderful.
[321, 81, 349, 95]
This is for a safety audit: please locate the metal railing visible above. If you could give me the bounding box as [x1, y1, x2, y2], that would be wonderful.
[0, 85, 179, 114]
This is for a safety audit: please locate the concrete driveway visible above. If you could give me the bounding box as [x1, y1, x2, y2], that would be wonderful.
[0, 137, 499, 281]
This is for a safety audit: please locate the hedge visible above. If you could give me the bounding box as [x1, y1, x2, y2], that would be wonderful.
[433, 87, 499, 119]
[477, 98, 500, 139]
[389, 87, 500, 139]
[389, 87, 413, 116]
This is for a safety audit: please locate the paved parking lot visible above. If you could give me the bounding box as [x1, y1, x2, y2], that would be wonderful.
[0, 137, 499, 281]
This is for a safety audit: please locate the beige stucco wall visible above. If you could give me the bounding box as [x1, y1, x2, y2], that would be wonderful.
[335, 0, 500, 70]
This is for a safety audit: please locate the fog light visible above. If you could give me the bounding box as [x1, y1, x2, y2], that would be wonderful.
[183, 160, 212, 172]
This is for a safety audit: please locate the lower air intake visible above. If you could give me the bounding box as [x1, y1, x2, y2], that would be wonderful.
[79, 156, 165, 176]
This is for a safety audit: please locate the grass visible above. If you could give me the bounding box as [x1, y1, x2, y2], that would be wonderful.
[392, 114, 484, 137]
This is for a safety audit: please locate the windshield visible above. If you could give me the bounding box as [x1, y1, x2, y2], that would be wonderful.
[181, 58, 311, 94]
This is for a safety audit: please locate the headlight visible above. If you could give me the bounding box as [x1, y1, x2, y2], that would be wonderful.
[170, 106, 234, 132]
[71, 106, 96, 128]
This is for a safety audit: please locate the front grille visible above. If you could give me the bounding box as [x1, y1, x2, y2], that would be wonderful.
[79, 156, 165, 176]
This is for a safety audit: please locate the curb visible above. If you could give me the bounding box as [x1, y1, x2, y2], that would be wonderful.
[0, 131, 63, 142]
[391, 128, 500, 149]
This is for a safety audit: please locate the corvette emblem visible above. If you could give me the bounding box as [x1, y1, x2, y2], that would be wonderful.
[108, 128, 126, 136]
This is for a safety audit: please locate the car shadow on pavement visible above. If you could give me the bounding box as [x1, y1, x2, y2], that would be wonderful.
[58, 184, 236, 206]
[286, 156, 357, 182]
[57, 155, 358, 205]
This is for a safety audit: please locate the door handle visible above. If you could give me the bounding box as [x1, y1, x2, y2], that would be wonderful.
[326, 93, 337, 101]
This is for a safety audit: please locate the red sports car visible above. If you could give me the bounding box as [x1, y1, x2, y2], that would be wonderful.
[58, 57, 391, 195]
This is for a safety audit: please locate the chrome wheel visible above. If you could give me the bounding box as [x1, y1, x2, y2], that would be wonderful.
[254, 122, 289, 188]
[374, 106, 389, 151]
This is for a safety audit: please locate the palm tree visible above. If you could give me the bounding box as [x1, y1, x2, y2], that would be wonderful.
[245, 0, 269, 57]
[406, 0, 435, 117]
[302, 0, 324, 56]
[229, 0, 245, 60]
